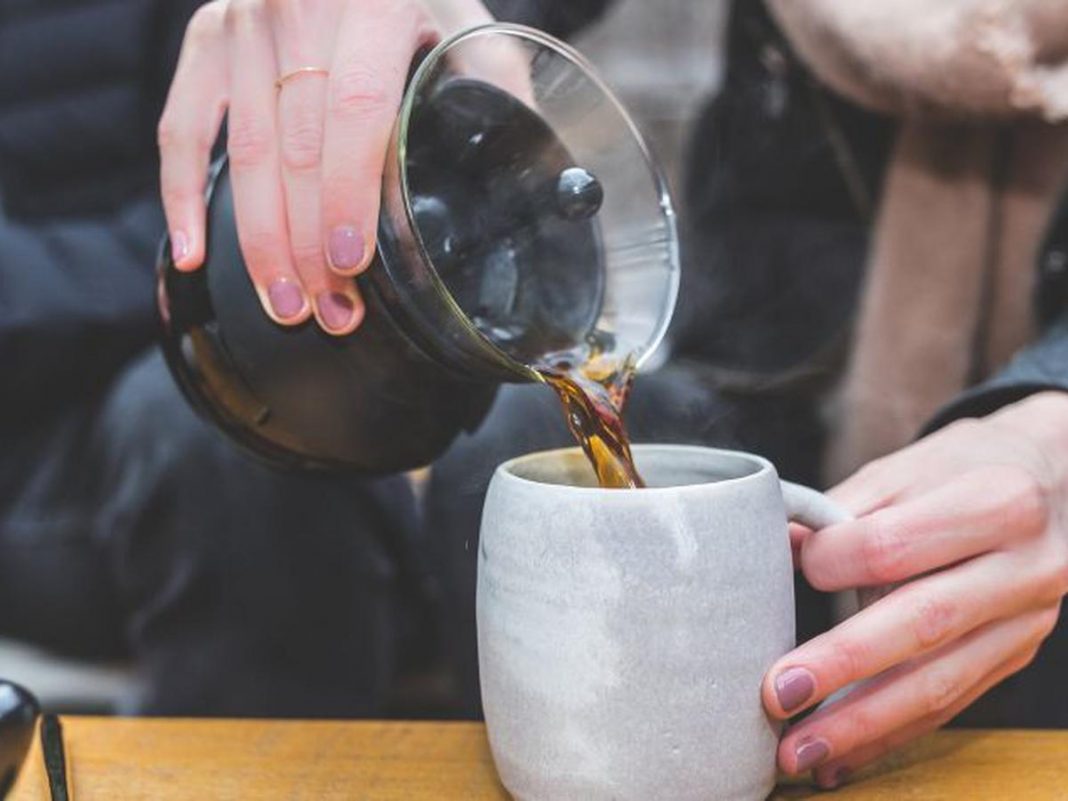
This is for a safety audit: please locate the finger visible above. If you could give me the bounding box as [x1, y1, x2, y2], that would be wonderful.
[272, 10, 363, 335]
[789, 522, 811, 570]
[827, 453, 910, 516]
[828, 418, 986, 513]
[777, 606, 1056, 776]
[763, 549, 1048, 719]
[320, 0, 436, 276]
[158, 2, 228, 271]
[448, 23, 536, 107]
[225, 0, 310, 325]
[803, 465, 1049, 590]
[812, 643, 1042, 788]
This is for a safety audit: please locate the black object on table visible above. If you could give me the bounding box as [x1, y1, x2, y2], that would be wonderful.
[40, 715, 69, 801]
[0, 680, 40, 799]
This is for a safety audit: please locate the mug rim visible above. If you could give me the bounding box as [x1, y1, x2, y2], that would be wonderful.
[495, 443, 776, 494]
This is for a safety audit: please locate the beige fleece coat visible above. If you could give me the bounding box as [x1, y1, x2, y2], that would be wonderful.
[765, 0, 1068, 481]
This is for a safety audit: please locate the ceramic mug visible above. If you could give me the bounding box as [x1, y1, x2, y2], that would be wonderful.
[477, 444, 849, 801]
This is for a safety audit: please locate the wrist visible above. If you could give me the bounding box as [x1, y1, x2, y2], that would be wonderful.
[990, 390, 1068, 477]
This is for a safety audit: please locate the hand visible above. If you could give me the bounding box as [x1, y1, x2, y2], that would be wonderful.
[158, 0, 491, 335]
[764, 391, 1068, 787]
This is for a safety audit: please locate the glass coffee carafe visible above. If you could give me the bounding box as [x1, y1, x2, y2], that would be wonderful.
[158, 24, 679, 473]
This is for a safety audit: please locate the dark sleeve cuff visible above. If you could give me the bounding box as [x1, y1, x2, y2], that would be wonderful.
[921, 317, 1068, 435]
[482, 0, 612, 38]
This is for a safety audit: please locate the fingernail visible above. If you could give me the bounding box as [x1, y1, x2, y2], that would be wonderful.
[328, 226, 366, 273]
[795, 737, 830, 773]
[775, 667, 815, 713]
[171, 230, 189, 264]
[267, 279, 305, 320]
[316, 291, 355, 332]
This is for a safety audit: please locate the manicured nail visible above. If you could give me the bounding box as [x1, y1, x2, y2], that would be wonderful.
[328, 226, 366, 273]
[775, 667, 815, 713]
[795, 737, 830, 773]
[316, 291, 355, 332]
[267, 279, 305, 320]
[171, 230, 190, 264]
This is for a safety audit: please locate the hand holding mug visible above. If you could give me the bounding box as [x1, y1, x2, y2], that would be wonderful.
[765, 391, 1068, 787]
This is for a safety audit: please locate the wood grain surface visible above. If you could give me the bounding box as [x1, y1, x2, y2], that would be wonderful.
[10, 718, 1068, 800]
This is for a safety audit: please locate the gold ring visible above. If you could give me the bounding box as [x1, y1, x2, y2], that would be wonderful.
[275, 67, 329, 90]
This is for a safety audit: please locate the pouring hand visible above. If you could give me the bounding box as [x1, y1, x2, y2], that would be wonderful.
[762, 391, 1068, 787]
[158, 0, 490, 335]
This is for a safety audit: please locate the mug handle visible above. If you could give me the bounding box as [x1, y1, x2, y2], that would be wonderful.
[781, 481, 896, 706]
[781, 481, 892, 609]
[780, 481, 851, 531]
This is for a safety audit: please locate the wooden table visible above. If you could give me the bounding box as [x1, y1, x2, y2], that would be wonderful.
[9, 718, 1068, 799]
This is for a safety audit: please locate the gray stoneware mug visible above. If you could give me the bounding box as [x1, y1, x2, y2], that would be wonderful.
[477, 444, 850, 801]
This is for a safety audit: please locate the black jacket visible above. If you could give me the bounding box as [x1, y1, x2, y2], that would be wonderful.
[0, 0, 201, 439]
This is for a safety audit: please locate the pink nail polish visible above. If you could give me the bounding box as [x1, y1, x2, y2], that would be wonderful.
[328, 226, 366, 273]
[775, 667, 815, 713]
[317, 291, 355, 332]
[267, 280, 305, 320]
[171, 231, 190, 264]
[794, 737, 830, 772]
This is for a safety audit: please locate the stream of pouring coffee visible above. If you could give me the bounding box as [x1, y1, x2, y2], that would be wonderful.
[536, 348, 645, 489]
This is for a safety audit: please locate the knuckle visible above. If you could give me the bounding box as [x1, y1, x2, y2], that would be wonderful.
[920, 668, 963, 715]
[279, 107, 324, 172]
[225, 0, 264, 32]
[289, 238, 325, 270]
[1018, 646, 1042, 672]
[186, 2, 225, 45]
[846, 456, 890, 489]
[329, 64, 394, 118]
[1003, 645, 1042, 679]
[160, 181, 198, 209]
[227, 115, 274, 168]
[837, 705, 878, 751]
[1034, 544, 1068, 602]
[828, 638, 871, 686]
[908, 593, 958, 650]
[1055, 556, 1068, 597]
[997, 466, 1050, 536]
[156, 116, 180, 150]
[158, 115, 214, 154]
[860, 514, 909, 584]
[237, 229, 285, 270]
[1035, 603, 1062, 641]
[1043, 551, 1068, 601]
[942, 417, 983, 441]
[855, 455, 890, 480]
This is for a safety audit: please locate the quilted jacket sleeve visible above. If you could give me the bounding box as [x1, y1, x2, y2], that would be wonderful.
[0, 0, 200, 426]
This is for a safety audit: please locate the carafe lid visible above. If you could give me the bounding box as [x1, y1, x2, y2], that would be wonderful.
[386, 24, 680, 374]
